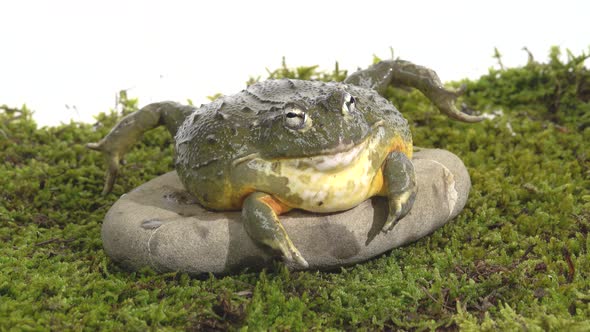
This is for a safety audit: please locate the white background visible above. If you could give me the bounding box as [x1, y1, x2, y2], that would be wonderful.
[1, 0, 588, 126]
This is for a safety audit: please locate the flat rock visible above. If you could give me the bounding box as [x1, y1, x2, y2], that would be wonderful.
[102, 148, 471, 274]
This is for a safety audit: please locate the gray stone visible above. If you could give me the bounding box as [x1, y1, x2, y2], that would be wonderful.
[102, 148, 471, 274]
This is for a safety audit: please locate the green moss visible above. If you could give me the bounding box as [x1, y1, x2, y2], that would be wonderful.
[1, 48, 589, 330]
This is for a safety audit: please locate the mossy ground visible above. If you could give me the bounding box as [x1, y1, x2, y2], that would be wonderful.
[1, 48, 589, 331]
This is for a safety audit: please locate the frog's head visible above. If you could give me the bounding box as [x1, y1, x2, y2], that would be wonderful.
[250, 80, 375, 162]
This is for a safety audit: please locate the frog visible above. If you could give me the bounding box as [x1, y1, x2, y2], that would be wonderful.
[88, 59, 484, 268]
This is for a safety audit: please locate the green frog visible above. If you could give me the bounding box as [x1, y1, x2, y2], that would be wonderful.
[89, 59, 483, 267]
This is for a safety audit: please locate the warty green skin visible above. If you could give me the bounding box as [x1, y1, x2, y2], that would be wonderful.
[174, 79, 410, 210]
[88, 59, 483, 267]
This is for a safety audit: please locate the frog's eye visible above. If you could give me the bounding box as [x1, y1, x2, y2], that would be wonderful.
[284, 109, 309, 130]
[342, 93, 356, 115]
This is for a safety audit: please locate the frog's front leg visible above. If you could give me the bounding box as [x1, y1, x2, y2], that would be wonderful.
[87, 101, 195, 194]
[242, 192, 309, 268]
[382, 151, 417, 231]
[345, 60, 485, 123]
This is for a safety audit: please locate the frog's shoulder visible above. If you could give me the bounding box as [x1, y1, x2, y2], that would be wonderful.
[346, 84, 408, 131]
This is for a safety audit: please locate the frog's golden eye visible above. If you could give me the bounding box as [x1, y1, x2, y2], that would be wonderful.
[342, 93, 356, 115]
[284, 109, 309, 130]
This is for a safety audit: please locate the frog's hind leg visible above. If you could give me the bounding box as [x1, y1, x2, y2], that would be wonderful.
[344, 59, 485, 123]
[382, 151, 417, 232]
[87, 101, 195, 194]
[242, 192, 309, 268]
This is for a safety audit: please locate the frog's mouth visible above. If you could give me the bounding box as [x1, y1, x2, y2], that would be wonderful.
[278, 119, 385, 172]
[233, 120, 384, 172]
[284, 139, 369, 171]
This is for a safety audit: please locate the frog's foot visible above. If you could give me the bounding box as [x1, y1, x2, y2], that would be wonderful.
[426, 82, 486, 123]
[382, 151, 417, 232]
[395, 61, 486, 123]
[345, 60, 485, 123]
[87, 101, 195, 194]
[87, 141, 122, 195]
[242, 192, 309, 268]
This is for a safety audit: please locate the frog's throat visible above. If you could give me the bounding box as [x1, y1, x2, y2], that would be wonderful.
[232, 120, 385, 172]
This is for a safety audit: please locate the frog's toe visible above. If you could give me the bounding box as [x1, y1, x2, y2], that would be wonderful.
[242, 192, 309, 268]
[102, 155, 120, 195]
[456, 84, 467, 96]
[382, 189, 416, 232]
[87, 141, 121, 194]
[382, 151, 417, 232]
[432, 85, 486, 123]
[86, 142, 101, 151]
[276, 239, 309, 268]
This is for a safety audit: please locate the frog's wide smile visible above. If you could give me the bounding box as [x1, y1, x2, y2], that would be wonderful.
[289, 120, 385, 171]
[232, 119, 385, 172]
[285, 138, 369, 171]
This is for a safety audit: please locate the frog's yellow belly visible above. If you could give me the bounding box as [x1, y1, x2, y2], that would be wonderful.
[276, 149, 384, 212]
[225, 133, 411, 213]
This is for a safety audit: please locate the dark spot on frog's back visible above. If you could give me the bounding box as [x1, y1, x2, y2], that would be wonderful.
[205, 134, 217, 144]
